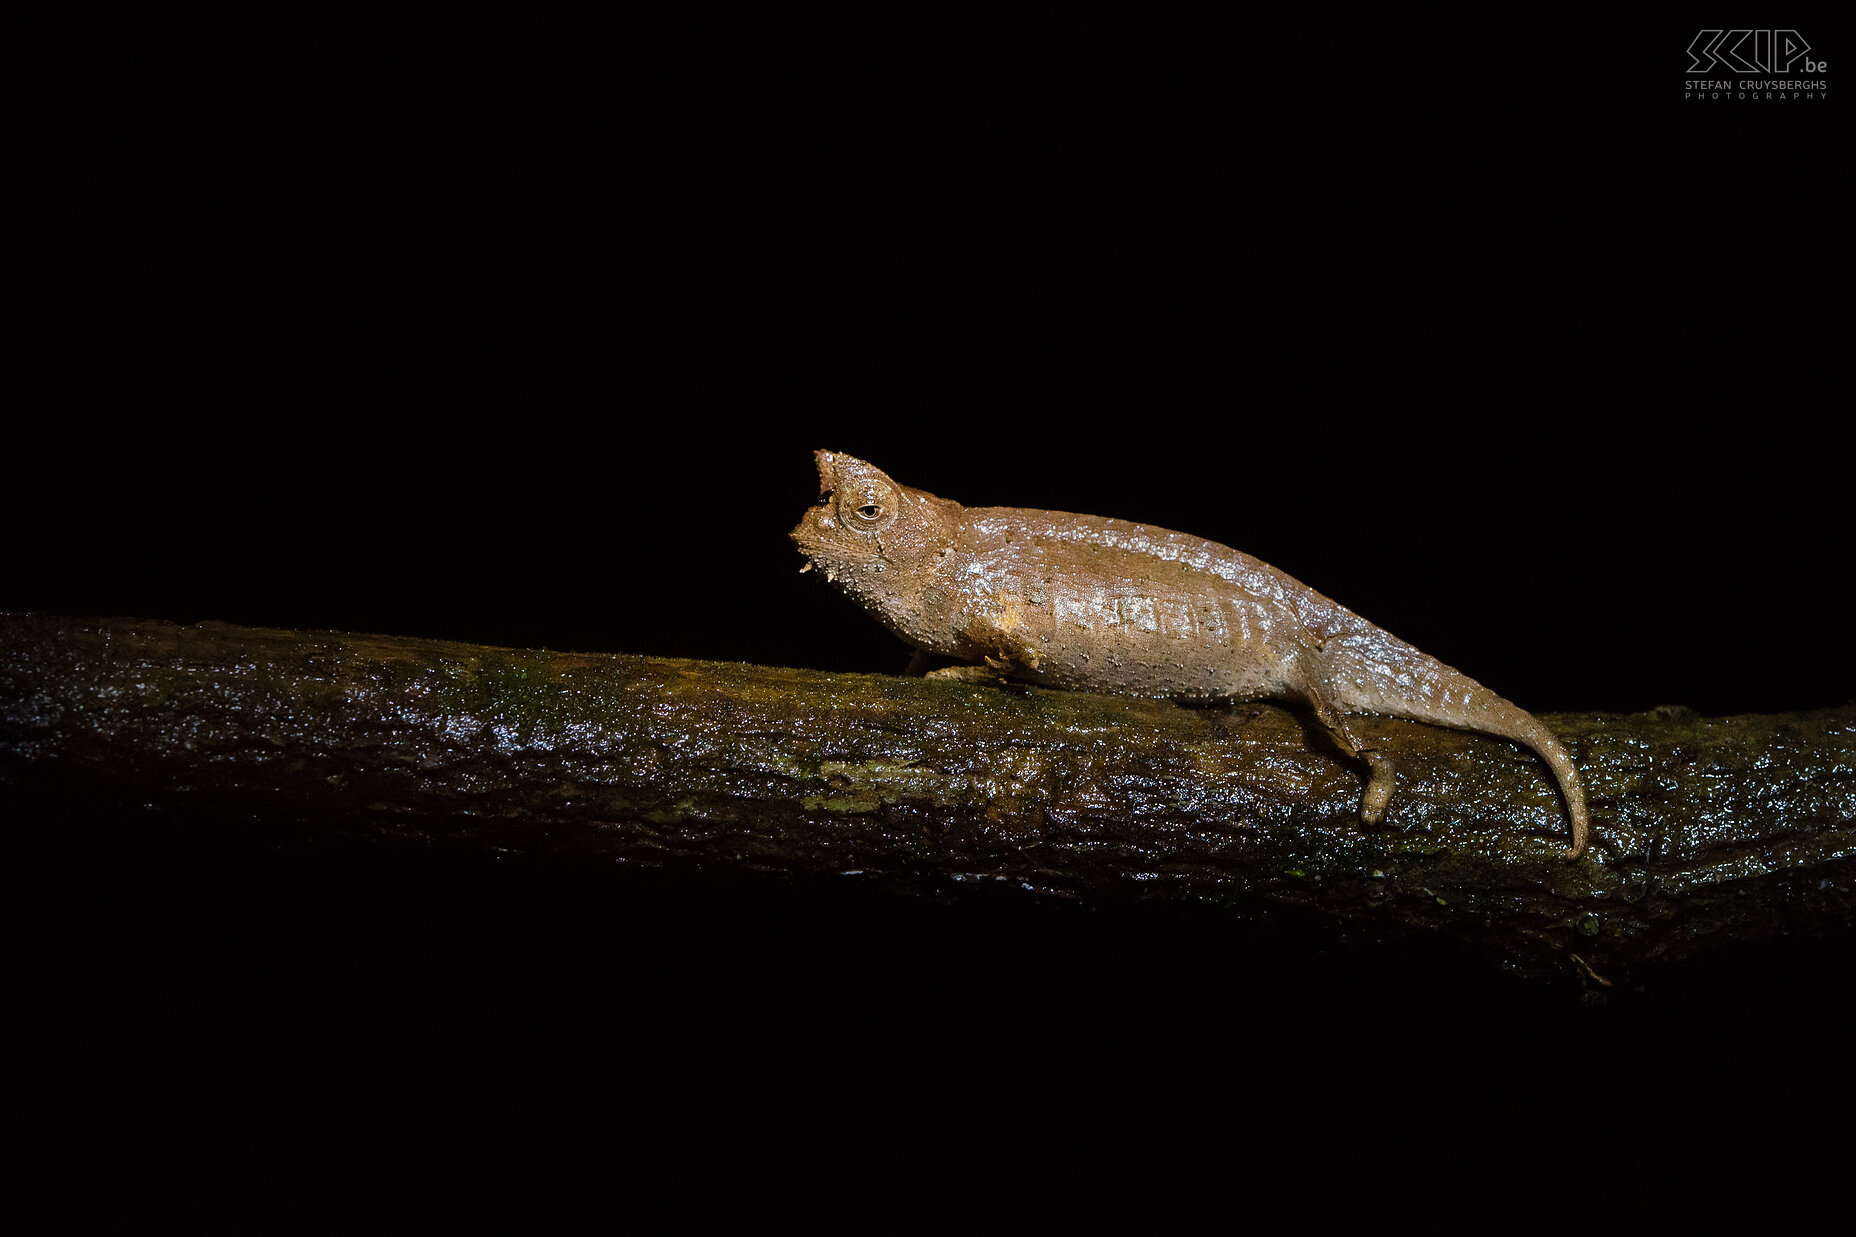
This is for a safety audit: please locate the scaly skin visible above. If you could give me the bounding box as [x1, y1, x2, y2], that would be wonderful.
[791, 450, 1590, 860]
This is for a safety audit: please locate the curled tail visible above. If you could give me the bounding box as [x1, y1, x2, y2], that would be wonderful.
[1317, 634, 1591, 859]
[1411, 685, 1590, 860]
[1499, 711, 1589, 860]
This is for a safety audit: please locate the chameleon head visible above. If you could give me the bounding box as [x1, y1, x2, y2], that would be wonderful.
[790, 450, 957, 627]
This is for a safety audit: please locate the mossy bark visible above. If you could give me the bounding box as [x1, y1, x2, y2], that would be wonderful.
[2, 613, 1851, 978]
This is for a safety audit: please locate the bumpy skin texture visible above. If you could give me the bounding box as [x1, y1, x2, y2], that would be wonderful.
[791, 451, 1590, 860]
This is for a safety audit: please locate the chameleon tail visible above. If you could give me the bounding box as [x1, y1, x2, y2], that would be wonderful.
[1401, 679, 1590, 859]
[1506, 715, 1590, 860]
[1433, 689, 1589, 860]
[1325, 636, 1591, 859]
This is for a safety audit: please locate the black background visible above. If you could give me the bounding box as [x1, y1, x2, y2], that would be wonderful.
[9, 13, 1849, 1212]
[13, 16, 1846, 715]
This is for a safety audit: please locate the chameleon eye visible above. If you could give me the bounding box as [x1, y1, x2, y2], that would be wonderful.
[839, 480, 898, 530]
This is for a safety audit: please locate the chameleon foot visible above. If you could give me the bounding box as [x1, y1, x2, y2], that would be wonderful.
[1359, 752, 1397, 824]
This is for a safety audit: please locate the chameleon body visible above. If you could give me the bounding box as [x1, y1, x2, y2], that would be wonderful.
[791, 450, 1590, 860]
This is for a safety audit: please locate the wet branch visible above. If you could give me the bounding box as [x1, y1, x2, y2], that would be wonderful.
[2, 613, 1851, 978]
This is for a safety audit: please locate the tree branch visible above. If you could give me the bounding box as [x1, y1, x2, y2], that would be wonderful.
[3, 613, 1851, 978]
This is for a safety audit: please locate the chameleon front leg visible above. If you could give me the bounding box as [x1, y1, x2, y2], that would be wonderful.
[925, 598, 1044, 684]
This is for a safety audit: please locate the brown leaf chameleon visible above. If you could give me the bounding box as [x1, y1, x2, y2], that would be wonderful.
[791, 450, 1590, 859]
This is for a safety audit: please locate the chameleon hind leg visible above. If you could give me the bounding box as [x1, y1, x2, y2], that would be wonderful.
[1295, 676, 1398, 825]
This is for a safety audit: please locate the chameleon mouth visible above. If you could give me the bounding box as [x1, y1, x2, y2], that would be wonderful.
[791, 500, 878, 584]
[792, 543, 851, 584]
[789, 506, 832, 573]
